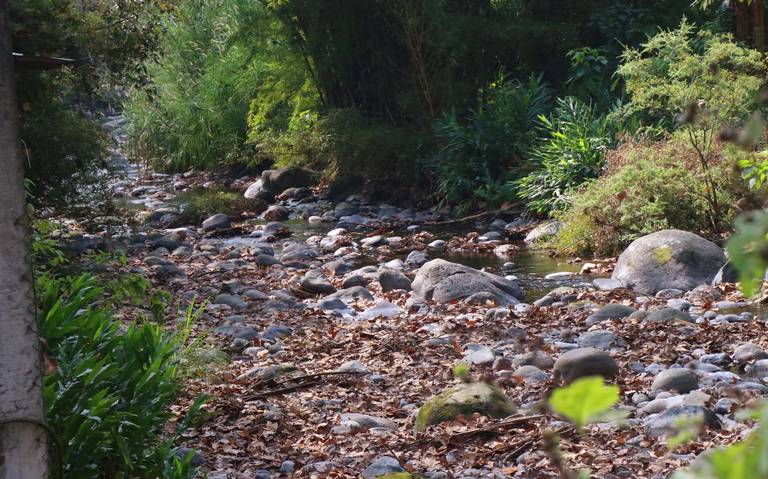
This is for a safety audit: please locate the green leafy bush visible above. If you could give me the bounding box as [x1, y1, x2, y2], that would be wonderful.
[515, 97, 615, 215]
[549, 141, 730, 256]
[126, 0, 305, 171]
[172, 187, 266, 225]
[37, 273, 201, 478]
[426, 74, 551, 212]
[615, 21, 767, 129]
[549, 376, 619, 429]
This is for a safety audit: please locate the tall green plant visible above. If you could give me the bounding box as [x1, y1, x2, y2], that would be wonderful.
[515, 96, 614, 215]
[427, 74, 551, 212]
[38, 273, 201, 478]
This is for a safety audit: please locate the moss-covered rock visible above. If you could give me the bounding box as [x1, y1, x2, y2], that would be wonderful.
[414, 382, 515, 432]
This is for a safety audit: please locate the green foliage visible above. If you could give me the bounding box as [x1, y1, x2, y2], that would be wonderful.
[37, 273, 202, 478]
[549, 376, 619, 429]
[673, 402, 768, 479]
[549, 142, 724, 256]
[615, 21, 767, 129]
[566, 48, 616, 109]
[453, 362, 471, 381]
[126, 0, 302, 170]
[427, 74, 551, 212]
[725, 212, 768, 297]
[172, 187, 266, 225]
[515, 97, 615, 215]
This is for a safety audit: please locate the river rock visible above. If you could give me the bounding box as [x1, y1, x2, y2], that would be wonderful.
[264, 205, 289, 222]
[733, 343, 768, 363]
[524, 220, 561, 244]
[412, 259, 523, 305]
[340, 413, 396, 431]
[357, 300, 403, 320]
[245, 167, 316, 200]
[202, 213, 231, 231]
[612, 230, 726, 295]
[553, 347, 619, 383]
[510, 365, 549, 384]
[645, 307, 694, 323]
[463, 344, 496, 365]
[378, 270, 412, 292]
[414, 382, 515, 432]
[643, 405, 720, 437]
[585, 303, 637, 326]
[327, 286, 375, 303]
[362, 456, 404, 479]
[577, 330, 627, 350]
[514, 350, 554, 370]
[405, 250, 429, 268]
[651, 368, 699, 394]
[300, 270, 337, 295]
[214, 293, 247, 310]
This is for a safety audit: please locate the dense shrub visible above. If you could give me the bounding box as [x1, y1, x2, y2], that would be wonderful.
[615, 21, 768, 129]
[548, 139, 746, 256]
[515, 97, 615, 215]
[125, 0, 304, 171]
[37, 273, 201, 478]
[426, 75, 551, 212]
[172, 187, 267, 225]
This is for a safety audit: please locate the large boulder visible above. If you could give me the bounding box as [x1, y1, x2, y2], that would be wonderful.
[244, 167, 316, 200]
[412, 259, 523, 305]
[612, 230, 726, 295]
[524, 221, 561, 244]
[414, 382, 515, 432]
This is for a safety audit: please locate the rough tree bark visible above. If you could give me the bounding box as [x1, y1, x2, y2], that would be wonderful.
[0, 1, 50, 477]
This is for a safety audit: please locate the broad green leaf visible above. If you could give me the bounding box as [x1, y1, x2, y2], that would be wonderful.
[549, 376, 619, 428]
[726, 212, 768, 297]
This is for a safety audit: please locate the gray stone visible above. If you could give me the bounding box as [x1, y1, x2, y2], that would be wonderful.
[612, 230, 726, 295]
[734, 343, 768, 363]
[514, 350, 554, 370]
[593, 278, 624, 291]
[255, 253, 281, 266]
[652, 369, 699, 394]
[412, 259, 523, 305]
[324, 259, 354, 276]
[358, 300, 403, 320]
[300, 270, 337, 295]
[336, 360, 368, 373]
[577, 330, 627, 350]
[260, 325, 293, 341]
[553, 348, 619, 383]
[339, 413, 396, 431]
[585, 303, 637, 326]
[427, 240, 446, 251]
[463, 344, 496, 365]
[362, 456, 404, 479]
[214, 324, 259, 340]
[645, 307, 694, 323]
[405, 250, 429, 268]
[510, 365, 549, 384]
[378, 270, 412, 292]
[361, 235, 386, 247]
[327, 286, 375, 303]
[414, 382, 515, 432]
[643, 406, 719, 437]
[202, 213, 230, 231]
[214, 294, 247, 310]
[524, 221, 561, 244]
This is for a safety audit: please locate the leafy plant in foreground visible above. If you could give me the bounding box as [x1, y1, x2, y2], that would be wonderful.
[37, 273, 201, 478]
[549, 376, 619, 430]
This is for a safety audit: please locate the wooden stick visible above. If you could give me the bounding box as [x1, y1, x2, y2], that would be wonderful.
[448, 414, 544, 442]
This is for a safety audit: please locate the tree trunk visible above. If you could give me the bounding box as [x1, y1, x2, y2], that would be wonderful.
[0, 1, 50, 478]
[752, 0, 766, 51]
[735, 0, 751, 43]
